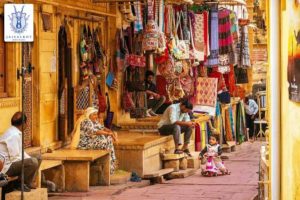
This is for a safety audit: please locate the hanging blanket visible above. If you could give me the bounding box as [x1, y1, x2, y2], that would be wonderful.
[218, 9, 235, 66]
[205, 7, 219, 67]
[195, 123, 201, 151]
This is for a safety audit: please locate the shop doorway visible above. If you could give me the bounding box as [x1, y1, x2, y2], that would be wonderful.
[58, 25, 74, 143]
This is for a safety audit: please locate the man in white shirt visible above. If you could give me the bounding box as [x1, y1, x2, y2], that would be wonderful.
[244, 96, 259, 140]
[0, 112, 39, 192]
[158, 100, 195, 156]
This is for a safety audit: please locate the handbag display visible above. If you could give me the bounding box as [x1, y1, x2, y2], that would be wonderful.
[167, 78, 185, 101]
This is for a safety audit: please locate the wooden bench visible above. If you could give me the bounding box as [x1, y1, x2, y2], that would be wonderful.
[42, 149, 110, 192]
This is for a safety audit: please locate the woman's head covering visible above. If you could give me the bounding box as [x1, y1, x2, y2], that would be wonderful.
[70, 107, 98, 149]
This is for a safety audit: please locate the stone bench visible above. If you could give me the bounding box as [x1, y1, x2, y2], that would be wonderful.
[35, 160, 65, 192]
[42, 149, 110, 192]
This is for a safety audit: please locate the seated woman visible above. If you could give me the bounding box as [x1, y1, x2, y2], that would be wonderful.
[71, 107, 118, 174]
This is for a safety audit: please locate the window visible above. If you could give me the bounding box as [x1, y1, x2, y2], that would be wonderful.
[0, 17, 7, 98]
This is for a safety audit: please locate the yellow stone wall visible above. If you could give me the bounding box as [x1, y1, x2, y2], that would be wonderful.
[0, 0, 116, 149]
[280, 1, 300, 199]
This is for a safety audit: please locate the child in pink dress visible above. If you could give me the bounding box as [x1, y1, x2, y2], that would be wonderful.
[199, 134, 230, 176]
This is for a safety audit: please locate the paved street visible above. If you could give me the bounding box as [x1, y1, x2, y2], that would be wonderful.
[50, 142, 261, 200]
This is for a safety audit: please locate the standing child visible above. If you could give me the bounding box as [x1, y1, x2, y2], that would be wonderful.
[199, 134, 230, 176]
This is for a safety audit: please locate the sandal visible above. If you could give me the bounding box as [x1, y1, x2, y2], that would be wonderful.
[174, 149, 183, 154]
[183, 149, 192, 157]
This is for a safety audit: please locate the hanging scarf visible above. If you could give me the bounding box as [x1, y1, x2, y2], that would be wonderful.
[218, 9, 235, 66]
[205, 6, 219, 67]
[237, 25, 251, 68]
[134, 2, 143, 33]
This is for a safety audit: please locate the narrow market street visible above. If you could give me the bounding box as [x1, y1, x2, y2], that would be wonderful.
[49, 141, 261, 200]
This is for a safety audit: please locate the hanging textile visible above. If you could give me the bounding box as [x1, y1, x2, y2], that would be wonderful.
[205, 6, 219, 67]
[223, 65, 236, 95]
[134, 2, 144, 33]
[225, 108, 233, 141]
[234, 65, 248, 83]
[201, 122, 207, 149]
[218, 9, 235, 66]
[229, 106, 235, 140]
[237, 25, 251, 68]
[196, 77, 218, 107]
[230, 11, 239, 65]
[209, 68, 227, 92]
[236, 101, 247, 143]
[195, 123, 201, 151]
[193, 11, 209, 61]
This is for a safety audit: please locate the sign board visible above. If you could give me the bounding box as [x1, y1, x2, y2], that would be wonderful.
[4, 4, 34, 42]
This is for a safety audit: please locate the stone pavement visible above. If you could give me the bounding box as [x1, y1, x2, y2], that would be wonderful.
[49, 142, 262, 200]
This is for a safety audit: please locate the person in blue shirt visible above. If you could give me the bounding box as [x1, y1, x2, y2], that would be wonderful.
[244, 96, 259, 140]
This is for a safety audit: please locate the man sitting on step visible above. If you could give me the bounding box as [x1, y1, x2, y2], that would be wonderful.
[0, 112, 39, 192]
[158, 99, 195, 156]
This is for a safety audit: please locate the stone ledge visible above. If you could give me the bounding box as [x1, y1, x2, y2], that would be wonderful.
[6, 188, 48, 200]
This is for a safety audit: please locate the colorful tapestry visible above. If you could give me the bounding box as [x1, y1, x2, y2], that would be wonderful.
[194, 13, 205, 58]
[196, 77, 218, 107]
[230, 11, 239, 65]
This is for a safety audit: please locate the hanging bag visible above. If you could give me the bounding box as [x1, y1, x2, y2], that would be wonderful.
[80, 25, 88, 62]
[142, 0, 159, 51]
[106, 59, 115, 88]
[122, 70, 135, 112]
[98, 84, 107, 113]
[174, 11, 190, 60]
[104, 92, 114, 128]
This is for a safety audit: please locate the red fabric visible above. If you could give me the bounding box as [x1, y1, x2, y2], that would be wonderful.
[195, 123, 201, 151]
[156, 75, 171, 103]
[208, 68, 227, 92]
[204, 11, 209, 61]
[223, 65, 236, 95]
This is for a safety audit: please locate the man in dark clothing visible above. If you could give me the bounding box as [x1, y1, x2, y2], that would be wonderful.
[145, 70, 166, 116]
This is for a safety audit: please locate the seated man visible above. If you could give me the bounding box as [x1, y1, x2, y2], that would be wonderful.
[158, 100, 195, 156]
[145, 70, 166, 116]
[0, 112, 39, 192]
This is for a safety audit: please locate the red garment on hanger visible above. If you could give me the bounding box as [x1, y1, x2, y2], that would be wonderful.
[208, 67, 227, 92]
[223, 65, 236, 95]
[195, 123, 201, 151]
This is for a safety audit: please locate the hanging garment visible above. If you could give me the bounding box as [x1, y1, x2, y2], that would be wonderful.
[230, 11, 239, 65]
[201, 122, 207, 150]
[218, 9, 235, 66]
[237, 25, 251, 68]
[229, 106, 235, 140]
[193, 12, 209, 61]
[234, 65, 248, 83]
[223, 65, 236, 95]
[225, 108, 233, 141]
[209, 68, 227, 92]
[195, 123, 201, 151]
[133, 2, 144, 33]
[196, 77, 218, 107]
[205, 6, 219, 67]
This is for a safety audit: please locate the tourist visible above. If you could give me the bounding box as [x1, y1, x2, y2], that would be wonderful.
[0, 112, 39, 192]
[244, 95, 259, 141]
[70, 107, 117, 174]
[157, 99, 195, 156]
[199, 134, 230, 175]
[145, 70, 166, 116]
